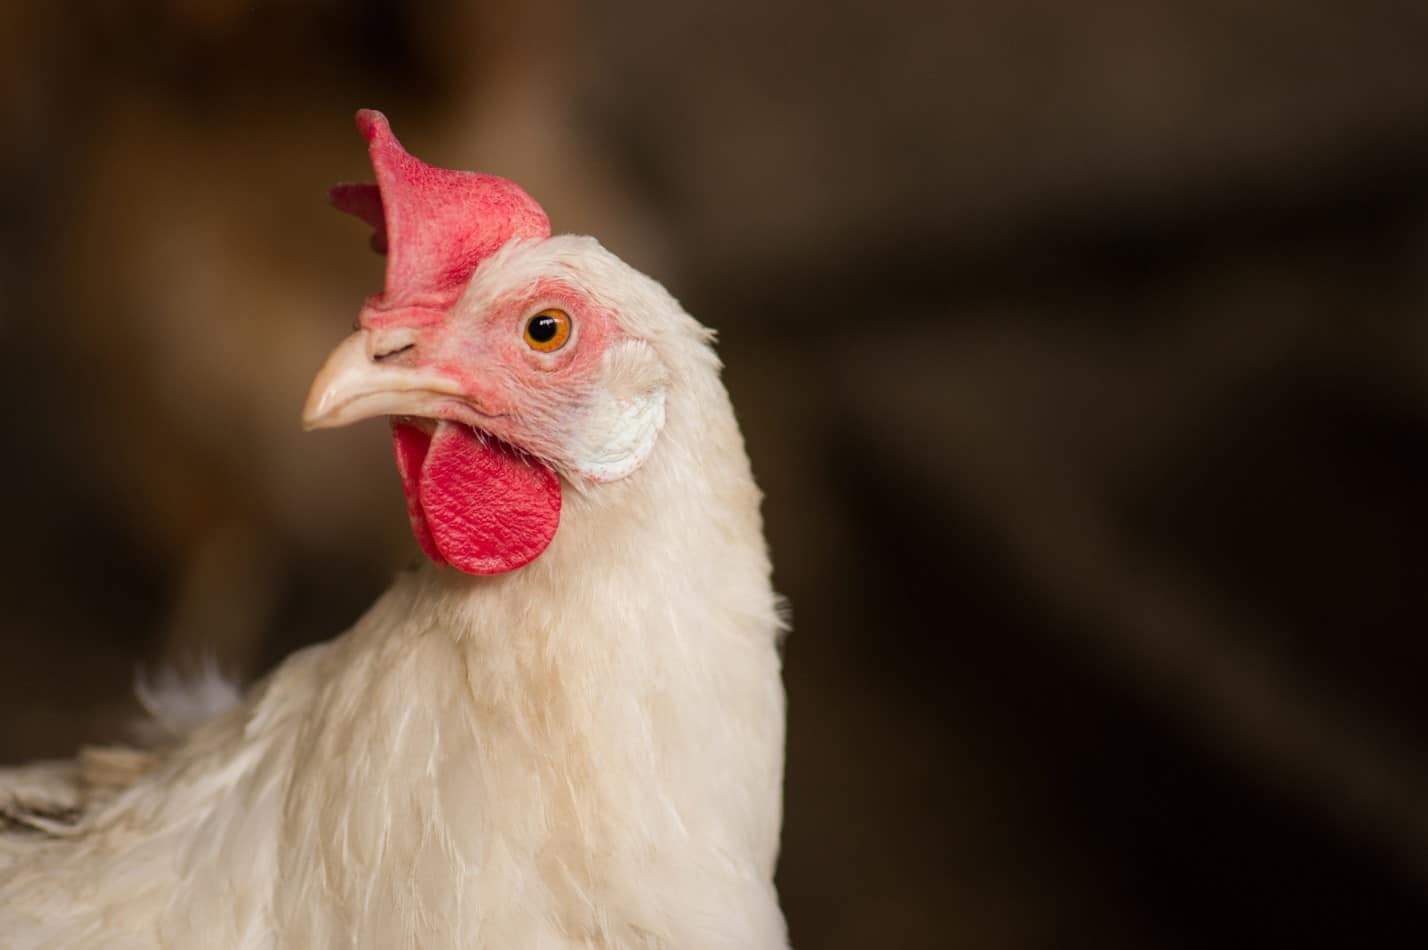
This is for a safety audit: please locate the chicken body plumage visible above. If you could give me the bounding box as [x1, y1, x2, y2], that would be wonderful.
[0, 181, 789, 945]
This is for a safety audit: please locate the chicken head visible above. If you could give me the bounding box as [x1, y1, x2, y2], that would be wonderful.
[303, 111, 667, 575]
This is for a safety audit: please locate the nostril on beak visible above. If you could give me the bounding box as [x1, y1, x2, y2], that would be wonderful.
[367, 327, 420, 363]
[373, 342, 415, 362]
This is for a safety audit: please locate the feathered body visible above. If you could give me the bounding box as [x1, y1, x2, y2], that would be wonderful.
[0, 119, 788, 948]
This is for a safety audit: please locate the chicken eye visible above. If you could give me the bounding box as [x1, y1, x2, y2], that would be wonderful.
[524, 308, 571, 352]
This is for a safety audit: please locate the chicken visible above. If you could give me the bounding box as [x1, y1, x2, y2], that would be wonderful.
[0, 110, 789, 949]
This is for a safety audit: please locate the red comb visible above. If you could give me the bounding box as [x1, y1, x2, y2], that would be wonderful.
[330, 109, 550, 313]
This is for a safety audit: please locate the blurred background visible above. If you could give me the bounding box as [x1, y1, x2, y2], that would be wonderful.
[2, 0, 1427, 945]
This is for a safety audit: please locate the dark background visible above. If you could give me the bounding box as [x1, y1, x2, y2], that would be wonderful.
[3, 1, 1427, 946]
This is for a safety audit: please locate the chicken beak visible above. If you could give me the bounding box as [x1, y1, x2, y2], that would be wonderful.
[302, 330, 464, 430]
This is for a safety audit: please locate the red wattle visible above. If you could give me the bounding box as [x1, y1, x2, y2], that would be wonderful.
[392, 424, 444, 564]
[390, 422, 562, 575]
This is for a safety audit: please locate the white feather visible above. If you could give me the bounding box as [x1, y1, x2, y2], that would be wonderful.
[133, 660, 244, 746]
[570, 340, 667, 483]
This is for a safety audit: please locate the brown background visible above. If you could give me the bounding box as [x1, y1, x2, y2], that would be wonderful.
[2, 1, 1427, 946]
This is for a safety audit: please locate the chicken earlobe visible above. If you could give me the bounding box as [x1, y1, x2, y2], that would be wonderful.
[569, 339, 668, 483]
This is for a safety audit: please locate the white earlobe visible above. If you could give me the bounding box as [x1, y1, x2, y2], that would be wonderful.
[572, 341, 667, 483]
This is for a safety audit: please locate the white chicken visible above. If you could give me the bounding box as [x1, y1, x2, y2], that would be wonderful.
[0, 110, 789, 949]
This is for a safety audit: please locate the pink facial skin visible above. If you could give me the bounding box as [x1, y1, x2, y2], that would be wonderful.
[378, 285, 618, 575]
[358, 278, 623, 448]
[434, 281, 617, 409]
[380, 283, 619, 575]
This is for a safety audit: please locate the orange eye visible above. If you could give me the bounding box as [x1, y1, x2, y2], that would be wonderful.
[523, 308, 572, 352]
